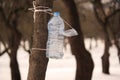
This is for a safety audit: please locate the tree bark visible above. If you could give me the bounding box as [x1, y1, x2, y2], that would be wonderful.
[63, 0, 94, 80]
[92, 0, 111, 74]
[111, 31, 120, 63]
[109, 11, 120, 63]
[101, 32, 110, 74]
[101, 25, 111, 74]
[7, 32, 22, 80]
[0, 1, 22, 80]
[9, 34, 21, 80]
[27, 0, 53, 80]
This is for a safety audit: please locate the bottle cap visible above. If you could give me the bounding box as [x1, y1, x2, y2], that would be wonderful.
[54, 12, 60, 16]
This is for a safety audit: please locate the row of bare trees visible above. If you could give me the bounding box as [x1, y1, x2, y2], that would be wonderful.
[0, 0, 120, 80]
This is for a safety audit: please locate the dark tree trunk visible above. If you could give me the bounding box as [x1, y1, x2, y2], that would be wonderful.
[2, 9, 22, 80]
[10, 55, 21, 80]
[9, 33, 21, 80]
[101, 36, 110, 74]
[101, 26, 111, 74]
[0, 0, 32, 80]
[27, 0, 53, 80]
[92, 0, 111, 74]
[63, 0, 94, 80]
[115, 39, 120, 63]
[109, 12, 120, 63]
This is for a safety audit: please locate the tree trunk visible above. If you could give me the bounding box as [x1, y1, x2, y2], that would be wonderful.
[9, 48, 21, 80]
[8, 32, 22, 80]
[63, 0, 94, 80]
[101, 26, 111, 74]
[114, 37, 120, 63]
[92, 0, 111, 74]
[101, 39, 110, 74]
[109, 12, 120, 63]
[7, 11, 22, 80]
[27, 0, 53, 80]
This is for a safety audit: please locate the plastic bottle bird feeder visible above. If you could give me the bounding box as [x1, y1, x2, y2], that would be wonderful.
[46, 12, 78, 59]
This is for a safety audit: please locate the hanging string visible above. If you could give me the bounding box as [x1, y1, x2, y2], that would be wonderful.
[29, 1, 75, 51]
[29, 1, 54, 51]
[63, 19, 73, 29]
[29, 1, 73, 29]
[28, 1, 53, 22]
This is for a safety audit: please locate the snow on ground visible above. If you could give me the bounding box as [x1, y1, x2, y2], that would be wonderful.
[0, 39, 120, 80]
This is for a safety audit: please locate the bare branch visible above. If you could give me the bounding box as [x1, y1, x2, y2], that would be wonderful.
[106, 9, 120, 21]
[0, 48, 9, 56]
[92, 0, 108, 26]
[0, 5, 25, 35]
[0, 35, 10, 56]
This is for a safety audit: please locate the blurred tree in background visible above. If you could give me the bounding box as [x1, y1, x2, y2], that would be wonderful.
[0, 0, 33, 80]
[91, 0, 120, 74]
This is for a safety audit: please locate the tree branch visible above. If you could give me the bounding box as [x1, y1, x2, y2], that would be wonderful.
[0, 48, 9, 56]
[106, 9, 120, 21]
[0, 35, 10, 56]
[92, 0, 108, 26]
[0, 5, 25, 35]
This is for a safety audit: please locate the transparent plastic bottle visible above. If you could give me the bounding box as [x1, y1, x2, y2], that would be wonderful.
[46, 12, 64, 59]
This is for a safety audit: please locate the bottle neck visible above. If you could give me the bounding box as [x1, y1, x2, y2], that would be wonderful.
[53, 12, 60, 17]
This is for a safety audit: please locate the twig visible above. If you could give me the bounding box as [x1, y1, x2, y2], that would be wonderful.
[0, 48, 9, 56]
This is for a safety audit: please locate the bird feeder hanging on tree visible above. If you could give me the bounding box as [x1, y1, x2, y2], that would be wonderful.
[46, 12, 78, 59]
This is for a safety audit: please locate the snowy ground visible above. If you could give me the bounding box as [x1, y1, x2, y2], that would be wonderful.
[0, 39, 120, 80]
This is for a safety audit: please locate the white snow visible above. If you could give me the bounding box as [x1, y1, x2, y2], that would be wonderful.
[0, 39, 120, 80]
